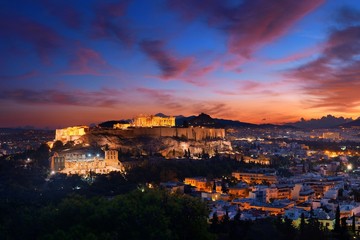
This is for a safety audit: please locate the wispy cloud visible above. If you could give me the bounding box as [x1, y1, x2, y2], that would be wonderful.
[288, 7, 360, 112]
[140, 40, 193, 80]
[41, 0, 83, 29]
[0, 88, 125, 107]
[63, 47, 122, 76]
[169, 0, 324, 58]
[0, 70, 39, 81]
[0, 16, 65, 64]
[91, 0, 134, 46]
[136, 87, 184, 109]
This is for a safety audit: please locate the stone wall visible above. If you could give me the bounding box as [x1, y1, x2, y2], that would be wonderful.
[91, 127, 225, 140]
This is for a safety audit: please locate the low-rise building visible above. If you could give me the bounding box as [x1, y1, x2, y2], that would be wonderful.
[232, 171, 277, 184]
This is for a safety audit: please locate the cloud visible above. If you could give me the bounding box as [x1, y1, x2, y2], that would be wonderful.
[63, 47, 122, 76]
[266, 45, 321, 65]
[288, 8, 360, 112]
[214, 90, 238, 96]
[169, 0, 324, 57]
[0, 88, 125, 107]
[136, 87, 184, 109]
[0, 71, 39, 81]
[191, 102, 231, 116]
[215, 80, 285, 96]
[0, 16, 65, 64]
[136, 87, 235, 117]
[140, 40, 193, 80]
[41, 1, 82, 29]
[91, 1, 133, 46]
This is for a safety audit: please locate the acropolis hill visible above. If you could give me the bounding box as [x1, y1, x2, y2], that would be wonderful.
[52, 114, 231, 159]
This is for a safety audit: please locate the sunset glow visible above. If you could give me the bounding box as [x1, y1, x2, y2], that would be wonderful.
[1, 0, 360, 128]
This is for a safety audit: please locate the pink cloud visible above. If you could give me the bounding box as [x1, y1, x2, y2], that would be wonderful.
[63, 47, 121, 76]
[170, 0, 324, 57]
[214, 79, 288, 97]
[288, 9, 360, 112]
[266, 45, 321, 65]
[213, 90, 238, 96]
[191, 103, 231, 116]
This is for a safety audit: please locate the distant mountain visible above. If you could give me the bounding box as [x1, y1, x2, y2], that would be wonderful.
[98, 120, 131, 128]
[176, 113, 257, 128]
[337, 118, 360, 128]
[213, 117, 257, 128]
[288, 115, 353, 129]
[188, 113, 218, 127]
[98, 113, 296, 129]
[154, 113, 168, 118]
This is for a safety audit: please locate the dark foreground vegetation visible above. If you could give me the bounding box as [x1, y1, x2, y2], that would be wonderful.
[1, 188, 355, 240]
[0, 146, 357, 239]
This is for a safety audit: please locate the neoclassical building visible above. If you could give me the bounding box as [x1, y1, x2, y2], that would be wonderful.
[50, 149, 125, 176]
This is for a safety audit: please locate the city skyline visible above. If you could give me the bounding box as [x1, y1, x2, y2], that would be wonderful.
[1, 0, 360, 128]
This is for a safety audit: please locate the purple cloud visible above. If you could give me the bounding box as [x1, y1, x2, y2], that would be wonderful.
[63, 47, 122, 76]
[91, 1, 133, 46]
[0, 16, 65, 64]
[140, 40, 193, 80]
[0, 70, 39, 81]
[0, 88, 125, 107]
[169, 0, 324, 57]
[41, 1, 82, 29]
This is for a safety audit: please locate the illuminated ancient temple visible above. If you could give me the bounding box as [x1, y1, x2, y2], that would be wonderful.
[132, 115, 175, 127]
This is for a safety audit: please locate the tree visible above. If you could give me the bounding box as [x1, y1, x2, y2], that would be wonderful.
[63, 141, 75, 149]
[3, 189, 214, 240]
[52, 140, 64, 152]
[300, 212, 306, 237]
[352, 213, 356, 234]
[35, 143, 50, 168]
[221, 209, 230, 233]
[210, 212, 219, 233]
[335, 205, 341, 232]
[234, 208, 241, 222]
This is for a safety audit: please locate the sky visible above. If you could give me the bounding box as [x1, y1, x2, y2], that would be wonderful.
[1, 0, 360, 128]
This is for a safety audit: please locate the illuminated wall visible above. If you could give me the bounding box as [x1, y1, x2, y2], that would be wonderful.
[113, 123, 131, 129]
[90, 127, 225, 141]
[55, 126, 89, 143]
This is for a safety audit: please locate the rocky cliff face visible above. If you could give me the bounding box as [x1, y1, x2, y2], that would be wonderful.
[80, 131, 232, 158]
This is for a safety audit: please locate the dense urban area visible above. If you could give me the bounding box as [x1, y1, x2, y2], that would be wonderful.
[1, 114, 360, 240]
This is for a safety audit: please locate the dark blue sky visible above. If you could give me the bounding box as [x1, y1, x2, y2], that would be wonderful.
[1, 0, 360, 128]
